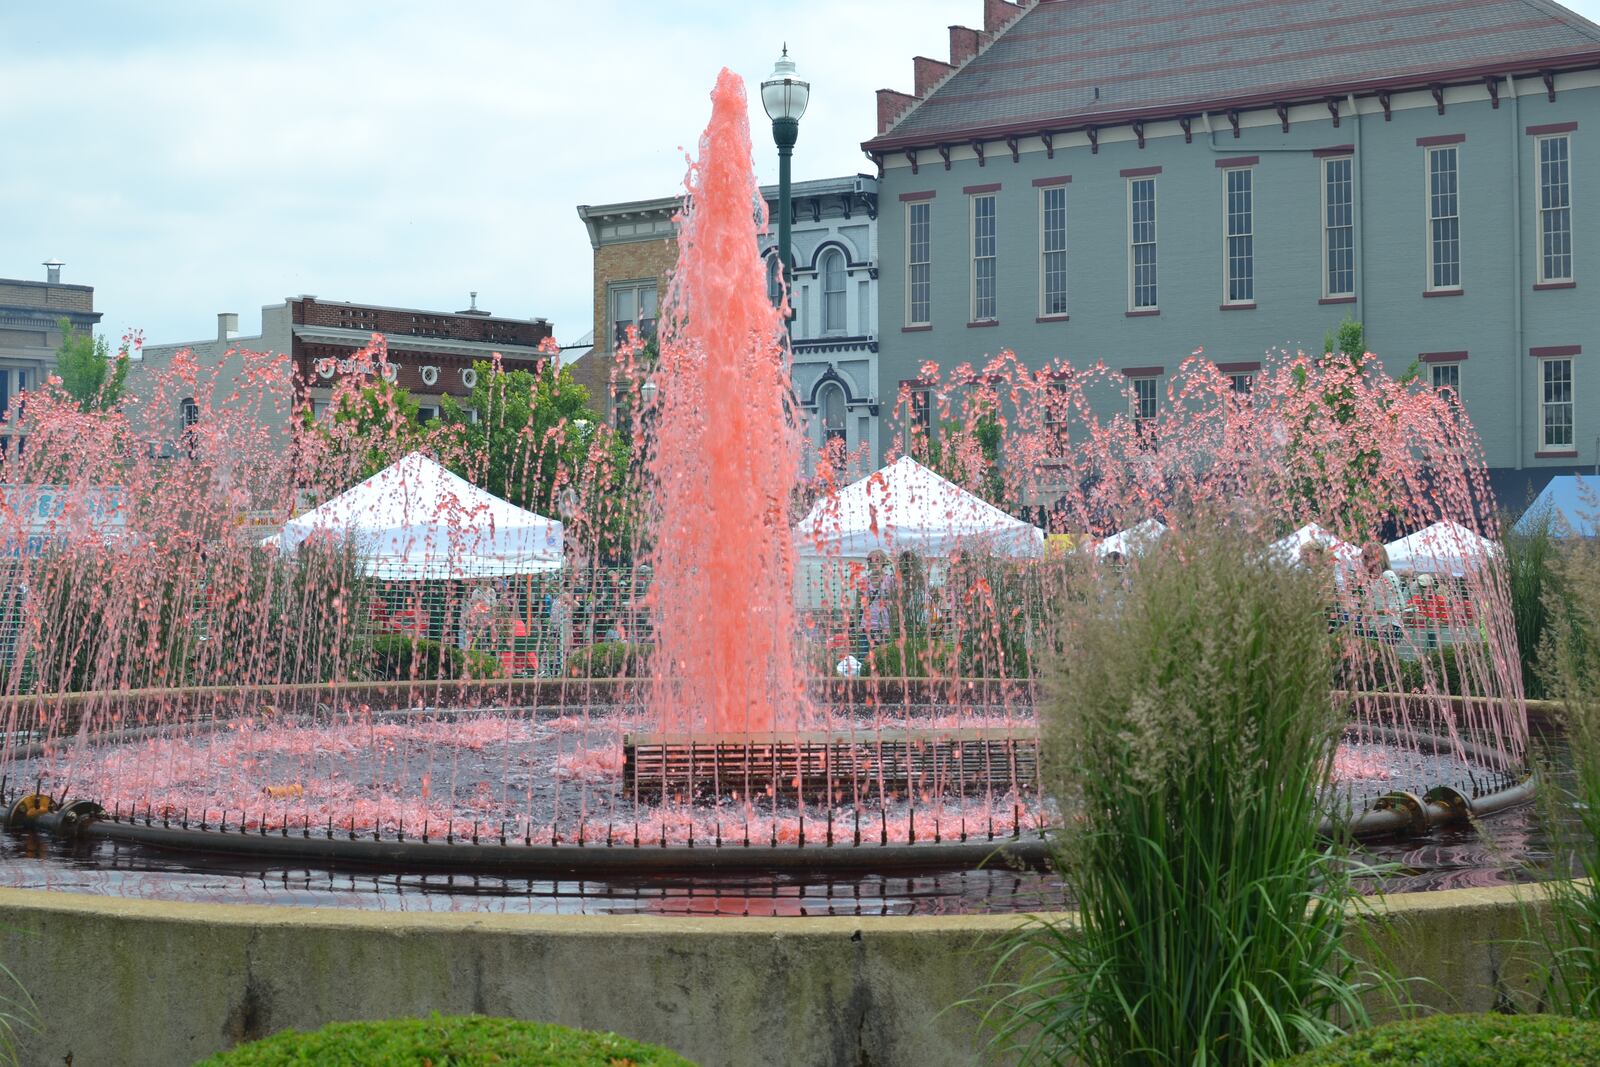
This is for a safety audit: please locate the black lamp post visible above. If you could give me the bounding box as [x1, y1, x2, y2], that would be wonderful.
[761, 46, 810, 335]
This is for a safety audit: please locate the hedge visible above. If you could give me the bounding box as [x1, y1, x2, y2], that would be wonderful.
[1278, 1013, 1600, 1066]
[194, 1014, 696, 1066]
[366, 636, 503, 681]
[566, 641, 648, 678]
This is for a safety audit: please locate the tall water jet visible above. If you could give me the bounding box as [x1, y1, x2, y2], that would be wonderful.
[645, 69, 805, 734]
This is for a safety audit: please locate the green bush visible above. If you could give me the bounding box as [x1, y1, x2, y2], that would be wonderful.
[1395, 644, 1480, 696]
[366, 635, 502, 681]
[566, 641, 647, 678]
[194, 1014, 696, 1065]
[1277, 1013, 1600, 1065]
[1504, 507, 1560, 699]
[985, 521, 1380, 1066]
[864, 636, 954, 677]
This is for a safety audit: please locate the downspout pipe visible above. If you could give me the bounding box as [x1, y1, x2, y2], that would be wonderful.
[1509, 75, 1526, 471]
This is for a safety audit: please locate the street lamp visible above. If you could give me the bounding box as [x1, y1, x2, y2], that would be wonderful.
[761, 45, 810, 334]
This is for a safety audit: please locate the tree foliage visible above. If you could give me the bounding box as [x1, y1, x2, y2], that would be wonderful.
[53, 319, 129, 412]
[305, 375, 423, 482]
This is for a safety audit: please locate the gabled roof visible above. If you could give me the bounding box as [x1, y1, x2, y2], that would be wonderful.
[866, 0, 1600, 152]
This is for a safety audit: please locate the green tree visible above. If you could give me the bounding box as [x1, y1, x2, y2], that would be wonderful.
[305, 376, 423, 481]
[54, 319, 129, 412]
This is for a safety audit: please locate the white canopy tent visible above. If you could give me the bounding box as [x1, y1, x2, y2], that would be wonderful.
[1384, 521, 1499, 577]
[1094, 518, 1167, 560]
[273, 452, 563, 580]
[794, 455, 1044, 559]
[1269, 523, 1362, 567]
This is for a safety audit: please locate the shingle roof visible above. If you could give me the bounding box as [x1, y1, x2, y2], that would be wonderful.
[867, 0, 1600, 150]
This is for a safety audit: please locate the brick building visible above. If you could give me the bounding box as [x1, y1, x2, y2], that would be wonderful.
[573, 197, 678, 410]
[0, 260, 102, 444]
[135, 295, 555, 447]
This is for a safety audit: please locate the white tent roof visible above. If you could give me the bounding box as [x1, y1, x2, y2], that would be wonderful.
[1269, 523, 1362, 566]
[1095, 518, 1167, 559]
[1384, 520, 1499, 576]
[794, 456, 1044, 559]
[275, 452, 563, 580]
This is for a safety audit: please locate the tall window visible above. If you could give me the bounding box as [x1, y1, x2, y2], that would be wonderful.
[1040, 186, 1068, 317]
[1427, 146, 1461, 290]
[1430, 363, 1460, 399]
[818, 382, 847, 444]
[1541, 358, 1574, 450]
[1224, 167, 1254, 304]
[1323, 157, 1355, 298]
[1538, 135, 1573, 284]
[821, 250, 847, 333]
[181, 397, 200, 428]
[766, 253, 783, 307]
[907, 202, 931, 326]
[1229, 372, 1254, 395]
[608, 282, 658, 350]
[971, 194, 997, 322]
[1129, 178, 1158, 310]
[1129, 376, 1158, 423]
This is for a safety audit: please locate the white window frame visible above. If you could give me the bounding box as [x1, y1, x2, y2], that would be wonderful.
[969, 193, 997, 322]
[1540, 357, 1575, 451]
[818, 381, 848, 445]
[905, 201, 932, 327]
[1228, 372, 1254, 395]
[415, 404, 440, 425]
[1128, 177, 1158, 311]
[821, 249, 847, 335]
[1430, 362, 1460, 399]
[1322, 156, 1355, 299]
[1222, 166, 1254, 305]
[607, 281, 659, 352]
[1536, 133, 1574, 285]
[1426, 145, 1462, 292]
[1129, 376, 1158, 423]
[1039, 185, 1069, 318]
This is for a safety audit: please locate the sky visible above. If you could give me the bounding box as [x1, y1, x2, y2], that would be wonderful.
[4, 0, 1599, 350]
[0, 0, 975, 348]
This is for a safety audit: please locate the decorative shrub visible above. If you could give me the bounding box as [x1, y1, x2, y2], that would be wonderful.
[194, 1014, 696, 1065]
[1277, 1013, 1600, 1065]
[566, 641, 647, 678]
[985, 521, 1381, 1066]
[864, 636, 954, 678]
[1395, 644, 1481, 696]
[366, 635, 502, 681]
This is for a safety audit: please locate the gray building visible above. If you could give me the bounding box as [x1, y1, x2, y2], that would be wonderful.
[864, 0, 1600, 503]
[578, 175, 882, 475]
[0, 260, 101, 446]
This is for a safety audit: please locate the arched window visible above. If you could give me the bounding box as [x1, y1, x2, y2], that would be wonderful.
[821, 250, 846, 334]
[819, 382, 847, 444]
[766, 253, 783, 308]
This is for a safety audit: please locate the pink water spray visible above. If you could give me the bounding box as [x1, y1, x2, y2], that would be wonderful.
[646, 70, 806, 734]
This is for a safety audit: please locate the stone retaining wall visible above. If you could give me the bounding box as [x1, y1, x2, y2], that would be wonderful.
[0, 884, 1557, 1066]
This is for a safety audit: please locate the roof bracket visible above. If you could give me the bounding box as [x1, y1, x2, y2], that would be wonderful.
[1327, 98, 1340, 128]
[865, 193, 878, 221]
[1379, 92, 1393, 121]
[868, 151, 884, 180]
[1431, 84, 1445, 115]
[937, 144, 952, 170]
[1275, 103, 1289, 133]
[1132, 120, 1146, 149]
[904, 149, 919, 175]
[1087, 126, 1099, 154]
[840, 194, 853, 220]
[1178, 116, 1192, 143]
[1005, 135, 1020, 162]
[809, 197, 822, 223]
[1227, 109, 1240, 138]
[1041, 131, 1055, 159]
[1485, 75, 1500, 109]
[971, 139, 987, 167]
[1543, 70, 1557, 102]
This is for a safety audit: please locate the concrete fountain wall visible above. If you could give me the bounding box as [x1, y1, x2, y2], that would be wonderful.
[0, 883, 1557, 1067]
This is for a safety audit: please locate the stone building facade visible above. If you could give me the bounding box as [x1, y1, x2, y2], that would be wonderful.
[864, 0, 1600, 504]
[0, 261, 102, 447]
[577, 175, 882, 475]
[135, 295, 554, 449]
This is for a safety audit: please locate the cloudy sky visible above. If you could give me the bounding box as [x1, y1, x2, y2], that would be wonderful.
[4, 0, 1598, 350]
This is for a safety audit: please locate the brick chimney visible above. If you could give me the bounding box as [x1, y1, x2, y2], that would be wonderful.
[913, 55, 957, 97]
[877, 89, 917, 134]
[949, 25, 989, 66]
[984, 0, 1024, 33]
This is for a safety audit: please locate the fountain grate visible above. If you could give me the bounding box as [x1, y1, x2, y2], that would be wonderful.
[622, 726, 1040, 801]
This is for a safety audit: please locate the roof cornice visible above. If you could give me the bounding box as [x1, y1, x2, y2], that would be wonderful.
[863, 48, 1600, 155]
